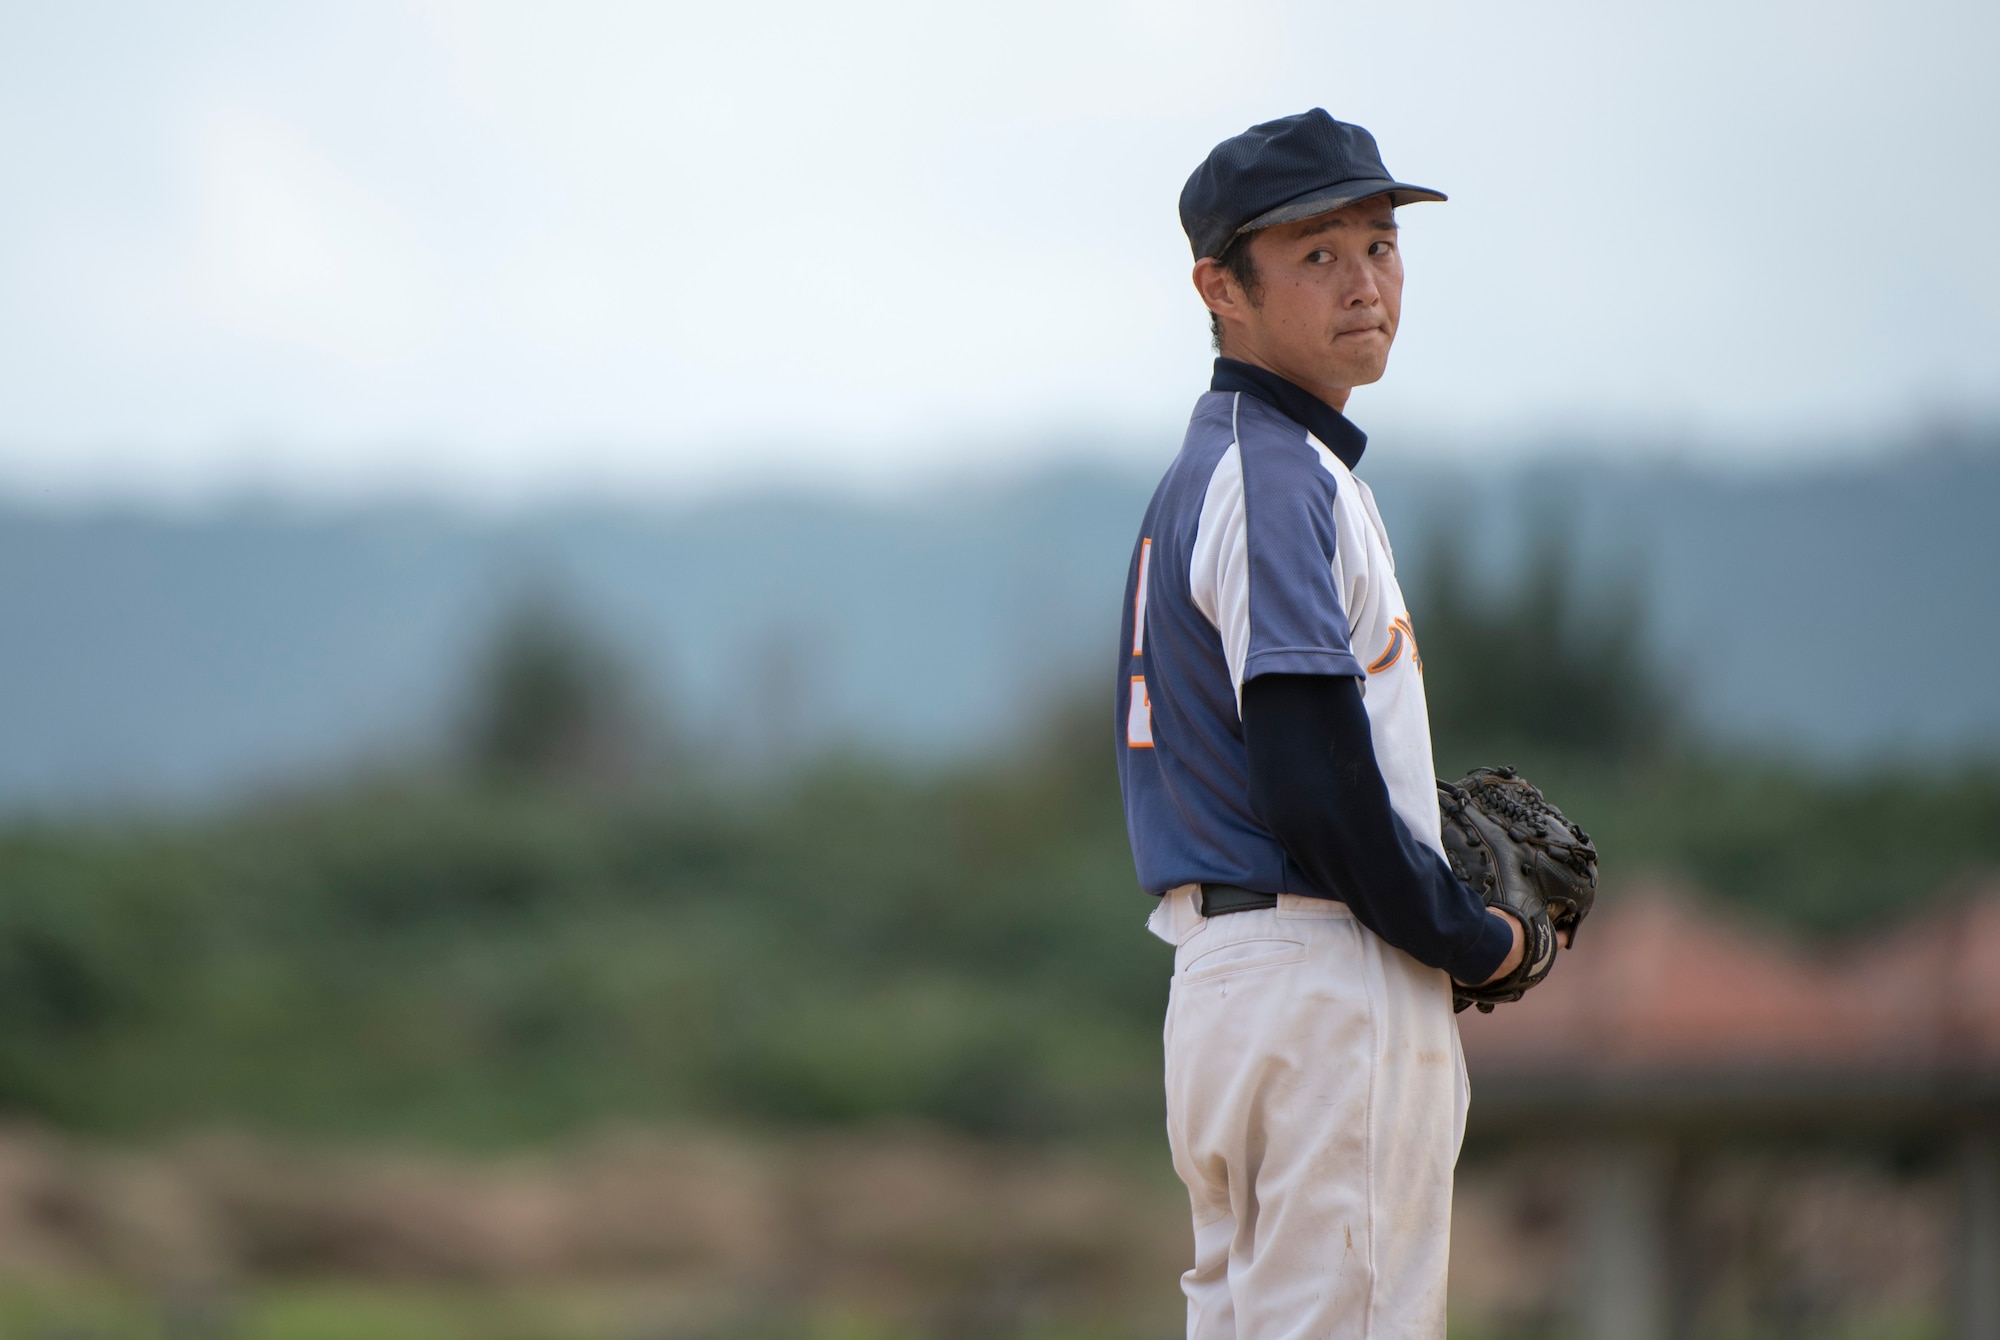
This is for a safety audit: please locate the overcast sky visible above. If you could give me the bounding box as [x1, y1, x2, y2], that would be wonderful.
[2, 0, 1995, 501]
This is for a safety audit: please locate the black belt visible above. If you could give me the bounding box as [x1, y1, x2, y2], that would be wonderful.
[1199, 883, 1280, 917]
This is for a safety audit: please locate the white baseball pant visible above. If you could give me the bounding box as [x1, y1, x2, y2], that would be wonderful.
[1149, 886, 1469, 1339]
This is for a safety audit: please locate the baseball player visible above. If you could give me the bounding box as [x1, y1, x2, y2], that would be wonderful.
[1115, 111, 1539, 1337]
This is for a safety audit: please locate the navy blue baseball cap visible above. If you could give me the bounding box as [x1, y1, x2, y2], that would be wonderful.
[1179, 109, 1446, 261]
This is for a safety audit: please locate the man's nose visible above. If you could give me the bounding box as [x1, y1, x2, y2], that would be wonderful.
[1342, 261, 1381, 308]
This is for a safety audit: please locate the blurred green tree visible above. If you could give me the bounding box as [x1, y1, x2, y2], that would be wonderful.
[458, 590, 654, 787]
[1413, 521, 1675, 771]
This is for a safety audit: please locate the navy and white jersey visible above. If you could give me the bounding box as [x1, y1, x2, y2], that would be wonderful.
[1116, 360, 1440, 898]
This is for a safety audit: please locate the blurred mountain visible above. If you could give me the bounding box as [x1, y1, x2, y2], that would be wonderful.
[0, 439, 1994, 809]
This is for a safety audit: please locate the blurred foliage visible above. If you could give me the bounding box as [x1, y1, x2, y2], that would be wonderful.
[458, 591, 653, 786]
[0, 545, 1994, 1144]
[0, 696, 1162, 1144]
[1415, 522, 1674, 769]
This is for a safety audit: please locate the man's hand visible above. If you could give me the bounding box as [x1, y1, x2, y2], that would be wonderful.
[1456, 909, 1525, 987]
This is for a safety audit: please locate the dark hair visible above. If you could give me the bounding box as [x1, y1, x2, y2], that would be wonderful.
[1208, 232, 1263, 353]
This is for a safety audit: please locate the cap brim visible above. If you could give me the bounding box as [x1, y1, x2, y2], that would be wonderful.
[1238, 179, 1447, 235]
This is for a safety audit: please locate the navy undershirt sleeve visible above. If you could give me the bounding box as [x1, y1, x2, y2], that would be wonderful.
[1241, 673, 1513, 984]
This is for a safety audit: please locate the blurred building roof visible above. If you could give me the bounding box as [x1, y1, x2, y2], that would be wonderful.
[1460, 882, 2000, 1133]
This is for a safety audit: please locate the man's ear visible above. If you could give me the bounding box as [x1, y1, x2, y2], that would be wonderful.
[1192, 257, 1238, 322]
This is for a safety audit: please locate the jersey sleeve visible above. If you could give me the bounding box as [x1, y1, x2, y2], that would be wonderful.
[1191, 400, 1363, 706]
[1243, 673, 1514, 981]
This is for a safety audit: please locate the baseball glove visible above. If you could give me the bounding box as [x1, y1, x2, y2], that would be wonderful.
[1438, 766, 1598, 1013]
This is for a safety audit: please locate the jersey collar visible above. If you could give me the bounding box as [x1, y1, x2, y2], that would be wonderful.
[1210, 358, 1368, 470]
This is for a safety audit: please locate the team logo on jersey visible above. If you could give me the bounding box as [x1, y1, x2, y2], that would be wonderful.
[1367, 613, 1422, 675]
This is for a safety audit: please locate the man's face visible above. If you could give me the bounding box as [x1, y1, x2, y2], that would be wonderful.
[1198, 195, 1405, 403]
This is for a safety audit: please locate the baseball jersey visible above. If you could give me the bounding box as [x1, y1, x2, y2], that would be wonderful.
[1115, 359, 1442, 899]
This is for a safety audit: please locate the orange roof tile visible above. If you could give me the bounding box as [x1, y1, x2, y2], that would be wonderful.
[1460, 881, 2000, 1082]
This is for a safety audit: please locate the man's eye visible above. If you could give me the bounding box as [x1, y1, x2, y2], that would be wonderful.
[1307, 249, 1333, 263]
[1369, 240, 1394, 257]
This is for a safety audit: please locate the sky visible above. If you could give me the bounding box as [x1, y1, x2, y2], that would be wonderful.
[1, 0, 1995, 503]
